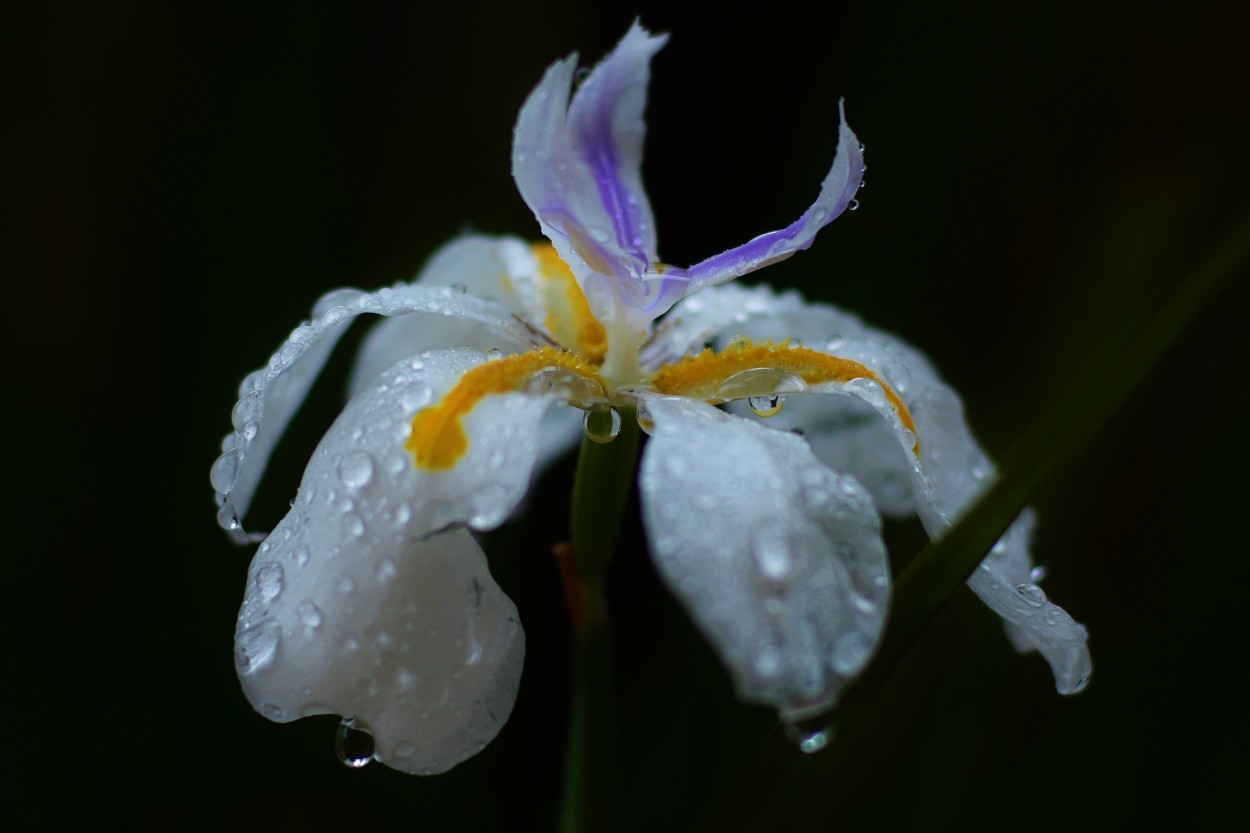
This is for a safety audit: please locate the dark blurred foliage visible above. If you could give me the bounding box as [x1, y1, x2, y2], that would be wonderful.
[7, 0, 1250, 830]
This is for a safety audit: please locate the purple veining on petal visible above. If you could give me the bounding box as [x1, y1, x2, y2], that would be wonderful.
[568, 22, 667, 276]
[642, 265, 692, 317]
[685, 100, 865, 292]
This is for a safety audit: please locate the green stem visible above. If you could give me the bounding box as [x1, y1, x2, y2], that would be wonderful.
[559, 408, 641, 833]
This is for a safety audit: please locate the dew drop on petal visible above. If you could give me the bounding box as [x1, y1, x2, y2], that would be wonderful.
[297, 600, 323, 630]
[337, 451, 375, 490]
[343, 513, 365, 538]
[210, 449, 241, 493]
[1030, 565, 1048, 582]
[335, 716, 375, 769]
[583, 407, 622, 443]
[235, 618, 281, 676]
[847, 199, 860, 212]
[748, 394, 785, 418]
[255, 563, 284, 604]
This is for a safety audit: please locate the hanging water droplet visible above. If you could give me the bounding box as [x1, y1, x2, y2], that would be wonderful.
[858, 142, 865, 153]
[216, 501, 240, 532]
[210, 449, 241, 493]
[335, 716, 375, 769]
[787, 723, 833, 754]
[1029, 565, 1048, 582]
[848, 199, 860, 212]
[748, 394, 785, 418]
[583, 408, 622, 443]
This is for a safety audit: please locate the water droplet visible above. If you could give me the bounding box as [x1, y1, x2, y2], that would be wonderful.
[261, 702, 284, 720]
[343, 513, 365, 538]
[294, 546, 310, 566]
[1014, 583, 1047, 606]
[232, 390, 263, 430]
[338, 451, 375, 490]
[400, 386, 433, 413]
[858, 179, 866, 189]
[752, 530, 791, 580]
[338, 576, 355, 594]
[210, 449, 241, 493]
[1029, 565, 1048, 582]
[216, 501, 240, 532]
[394, 501, 411, 525]
[748, 394, 785, 418]
[235, 618, 281, 675]
[784, 721, 834, 754]
[848, 199, 860, 212]
[255, 563, 284, 604]
[375, 558, 397, 584]
[858, 142, 865, 153]
[297, 600, 323, 630]
[335, 717, 375, 769]
[583, 407, 622, 443]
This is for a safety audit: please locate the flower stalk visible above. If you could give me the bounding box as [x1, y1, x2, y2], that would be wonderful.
[560, 409, 641, 833]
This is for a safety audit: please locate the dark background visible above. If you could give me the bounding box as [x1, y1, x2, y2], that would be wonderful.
[9, 0, 1250, 829]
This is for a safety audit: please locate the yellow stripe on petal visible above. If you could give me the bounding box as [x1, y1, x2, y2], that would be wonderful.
[533, 244, 608, 365]
[651, 339, 921, 455]
[407, 347, 604, 470]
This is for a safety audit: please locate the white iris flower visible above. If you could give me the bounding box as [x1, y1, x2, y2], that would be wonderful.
[213, 23, 1090, 776]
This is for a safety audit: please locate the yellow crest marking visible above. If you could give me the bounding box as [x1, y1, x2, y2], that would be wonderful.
[533, 244, 608, 365]
[407, 346, 603, 470]
[651, 339, 921, 454]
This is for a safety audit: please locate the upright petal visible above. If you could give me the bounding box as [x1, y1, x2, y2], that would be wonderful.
[683, 101, 864, 293]
[638, 396, 890, 717]
[212, 285, 537, 541]
[512, 23, 667, 287]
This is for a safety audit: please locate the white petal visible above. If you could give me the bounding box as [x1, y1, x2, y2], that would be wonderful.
[348, 238, 526, 395]
[638, 396, 889, 717]
[234, 346, 599, 773]
[669, 283, 1091, 693]
[213, 285, 536, 539]
[236, 521, 524, 775]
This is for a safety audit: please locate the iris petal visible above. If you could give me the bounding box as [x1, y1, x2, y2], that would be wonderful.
[638, 395, 890, 717]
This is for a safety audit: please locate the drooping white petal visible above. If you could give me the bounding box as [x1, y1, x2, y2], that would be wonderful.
[234, 345, 603, 773]
[638, 395, 890, 717]
[236, 516, 523, 776]
[512, 23, 667, 287]
[212, 285, 537, 540]
[670, 283, 1091, 693]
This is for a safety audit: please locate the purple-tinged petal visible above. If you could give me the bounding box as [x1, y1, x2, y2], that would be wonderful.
[512, 24, 667, 289]
[685, 101, 864, 291]
[567, 21, 667, 271]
